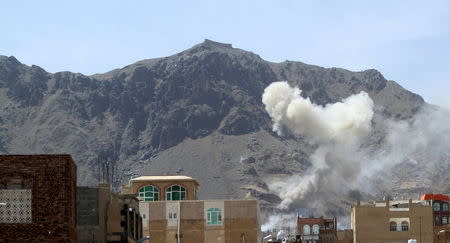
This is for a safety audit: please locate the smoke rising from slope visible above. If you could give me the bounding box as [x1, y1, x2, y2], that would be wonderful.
[262, 81, 450, 226]
[262, 81, 374, 209]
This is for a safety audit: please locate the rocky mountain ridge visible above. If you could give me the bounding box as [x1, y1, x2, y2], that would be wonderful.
[0, 40, 434, 212]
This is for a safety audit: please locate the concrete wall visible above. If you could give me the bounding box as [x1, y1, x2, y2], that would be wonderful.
[77, 184, 142, 243]
[225, 200, 260, 243]
[148, 201, 167, 243]
[144, 200, 260, 243]
[77, 187, 104, 243]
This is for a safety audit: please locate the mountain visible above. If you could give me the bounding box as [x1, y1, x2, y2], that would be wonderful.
[0, 40, 433, 212]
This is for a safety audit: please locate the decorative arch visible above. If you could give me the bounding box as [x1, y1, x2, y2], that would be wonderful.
[434, 202, 441, 211]
[312, 224, 320, 234]
[138, 185, 160, 201]
[401, 221, 409, 231]
[303, 224, 311, 235]
[443, 203, 449, 211]
[165, 184, 186, 200]
[390, 221, 397, 231]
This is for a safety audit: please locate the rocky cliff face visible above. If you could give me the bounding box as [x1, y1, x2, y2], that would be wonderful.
[0, 40, 429, 210]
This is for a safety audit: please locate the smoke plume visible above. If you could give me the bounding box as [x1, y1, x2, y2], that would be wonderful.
[262, 81, 374, 209]
[261, 81, 450, 229]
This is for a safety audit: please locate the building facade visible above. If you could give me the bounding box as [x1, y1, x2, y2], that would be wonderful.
[122, 175, 200, 201]
[77, 184, 143, 243]
[297, 216, 338, 243]
[420, 194, 450, 243]
[122, 175, 261, 243]
[143, 199, 261, 243]
[351, 199, 434, 243]
[420, 194, 450, 227]
[0, 154, 77, 242]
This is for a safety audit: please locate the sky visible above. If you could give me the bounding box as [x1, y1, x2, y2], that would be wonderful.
[1, 0, 449, 106]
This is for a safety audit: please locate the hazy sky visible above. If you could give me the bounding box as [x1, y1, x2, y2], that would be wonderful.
[1, 0, 449, 106]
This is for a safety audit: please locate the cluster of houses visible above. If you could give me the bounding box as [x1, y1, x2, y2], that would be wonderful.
[0, 154, 449, 243]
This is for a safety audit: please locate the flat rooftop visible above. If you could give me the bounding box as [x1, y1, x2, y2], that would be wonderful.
[130, 175, 199, 184]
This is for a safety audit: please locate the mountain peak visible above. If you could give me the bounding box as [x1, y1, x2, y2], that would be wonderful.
[0, 55, 21, 65]
[201, 39, 233, 49]
[186, 39, 234, 54]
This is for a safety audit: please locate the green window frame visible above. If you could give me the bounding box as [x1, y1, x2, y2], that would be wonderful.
[207, 208, 222, 225]
[434, 202, 441, 211]
[443, 203, 449, 211]
[165, 185, 186, 201]
[138, 185, 159, 202]
[443, 217, 448, 225]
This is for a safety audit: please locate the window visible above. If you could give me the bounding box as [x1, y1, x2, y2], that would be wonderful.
[325, 223, 334, 229]
[207, 208, 222, 225]
[390, 221, 397, 231]
[443, 217, 448, 225]
[166, 185, 186, 201]
[0, 177, 32, 223]
[434, 202, 441, 211]
[303, 225, 310, 235]
[401, 221, 409, 231]
[138, 185, 159, 201]
[443, 203, 449, 211]
[312, 224, 319, 234]
[436, 216, 440, 225]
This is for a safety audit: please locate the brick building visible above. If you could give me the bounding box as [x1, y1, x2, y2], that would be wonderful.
[420, 194, 450, 243]
[297, 216, 338, 243]
[0, 154, 77, 242]
[121, 175, 200, 201]
[420, 194, 450, 227]
[122, 175, 261, 243]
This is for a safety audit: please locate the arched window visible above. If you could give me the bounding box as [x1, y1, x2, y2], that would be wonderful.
[443, 203, 449, 211]
[401, 221, 409, 231]
[165, 185, 186, 200]
[443, 216, 448, 225]
[312, 224, 320, 234]
[207, 208, 222, 225]
[303, 225, 310, 235]
[138, 185, 159, 201]
[434, 202, 441, 211]
[390, 221, 397, 231]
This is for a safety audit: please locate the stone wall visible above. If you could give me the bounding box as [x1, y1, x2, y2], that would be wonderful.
[0, 154, 77, 242]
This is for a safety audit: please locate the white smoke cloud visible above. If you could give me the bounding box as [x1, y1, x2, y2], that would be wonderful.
[261, 214, 297, 233]
[262, 81, 374, 209]
[261, 81, 450, 230]
[262, 81, 374, 144]
[361, 106, 450, 185]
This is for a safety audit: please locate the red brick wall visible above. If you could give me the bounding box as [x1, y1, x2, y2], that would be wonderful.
[0, 154, 77, 242]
